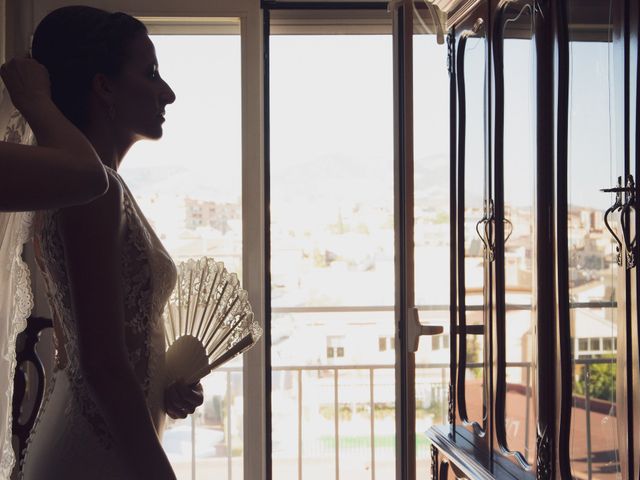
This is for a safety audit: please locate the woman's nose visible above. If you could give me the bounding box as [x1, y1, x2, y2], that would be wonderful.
[161, 81, 176, 105]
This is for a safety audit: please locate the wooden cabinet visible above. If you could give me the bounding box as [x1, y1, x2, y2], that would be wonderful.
[427, 0, 640, 478]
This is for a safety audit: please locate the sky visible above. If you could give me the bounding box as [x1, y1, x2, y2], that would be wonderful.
[121, 35, 242, 202]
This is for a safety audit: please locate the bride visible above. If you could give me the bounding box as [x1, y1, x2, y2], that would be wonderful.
[0, 57, 108, 479]
[20, 6, 203, 479]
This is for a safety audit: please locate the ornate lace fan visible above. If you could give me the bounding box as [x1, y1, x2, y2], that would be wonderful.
[163, 257, 262, 385]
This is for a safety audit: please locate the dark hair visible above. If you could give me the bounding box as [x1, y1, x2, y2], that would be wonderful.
[32, 6, 147, 128]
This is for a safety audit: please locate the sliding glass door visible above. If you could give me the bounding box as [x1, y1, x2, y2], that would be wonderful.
[268, 17, 396, 480]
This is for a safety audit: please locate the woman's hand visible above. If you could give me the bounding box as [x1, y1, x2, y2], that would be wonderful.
[165, 381, 204, 419]
[0, 56, 108, 212]
[0, 57, 51, 115]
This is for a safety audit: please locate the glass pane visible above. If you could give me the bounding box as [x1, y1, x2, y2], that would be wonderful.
[269, 32, 395, 480]
[501, 2, 536, 464]
[462, 31, 486, 309]
[120, 31, 243, 480]
[458, 21, 487, 429]
[412, 7, 451, 476]
[566, 1, 621, 477]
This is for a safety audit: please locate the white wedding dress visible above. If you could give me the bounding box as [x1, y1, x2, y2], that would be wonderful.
[20, 167, 176, 480]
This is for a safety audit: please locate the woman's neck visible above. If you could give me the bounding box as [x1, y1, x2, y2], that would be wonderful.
[83, 123, 134, 171]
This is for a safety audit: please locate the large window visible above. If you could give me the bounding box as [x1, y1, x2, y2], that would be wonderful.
[121, 28, 244, 480]
[269, 32, 396, 480]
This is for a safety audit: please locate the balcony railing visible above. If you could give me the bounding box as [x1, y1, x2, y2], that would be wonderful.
[172, 301, 618, 480]
[186, 363, 449, 480]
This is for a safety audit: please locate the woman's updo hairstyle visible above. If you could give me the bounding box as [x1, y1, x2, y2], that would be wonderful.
[31, 6, 147, 128]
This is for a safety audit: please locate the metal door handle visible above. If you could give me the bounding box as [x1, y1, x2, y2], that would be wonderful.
[503, 217, 513, 244]
[407, 307, 444, 353]
[602, 175, 636, 269]
[474, 199, 497, 262]
[475, 216, 488, 250]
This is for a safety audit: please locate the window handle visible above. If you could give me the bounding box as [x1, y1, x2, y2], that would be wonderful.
[407, 307, 444, 353]
[475, 201, 494, 262]
[620, 175, 637, 268]
[475, 215, 489, 250]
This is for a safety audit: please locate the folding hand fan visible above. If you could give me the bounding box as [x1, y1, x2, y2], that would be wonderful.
[163, 257, 262, 385]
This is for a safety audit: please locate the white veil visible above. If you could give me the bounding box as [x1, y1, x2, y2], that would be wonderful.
[0, 84, 35, 478]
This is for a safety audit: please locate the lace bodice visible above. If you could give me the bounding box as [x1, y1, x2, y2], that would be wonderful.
[32, 167, 176, 448]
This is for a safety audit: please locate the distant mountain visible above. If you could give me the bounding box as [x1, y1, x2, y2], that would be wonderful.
[271, 150, 452, 210]
[120, 165, 189, 194]
[120, 164, 241, 203]
[414, 152, 451, 208]
[121, 150, 460, 212]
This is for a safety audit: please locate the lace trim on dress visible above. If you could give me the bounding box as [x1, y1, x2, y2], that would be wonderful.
[107, 169, 174, 422]
[108, 168, 173, 398]
[1, 212, 34, 480]
[120, 185, 154, 394]
[12, 212, 34, 331]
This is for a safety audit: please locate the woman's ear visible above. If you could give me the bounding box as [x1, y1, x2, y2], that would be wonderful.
[91, 73, 117, 120]
[91, 73, 116, 107]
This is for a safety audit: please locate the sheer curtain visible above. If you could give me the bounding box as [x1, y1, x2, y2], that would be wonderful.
[0, 85, 34, 479]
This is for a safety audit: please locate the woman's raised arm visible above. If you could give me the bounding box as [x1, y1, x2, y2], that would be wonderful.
[0, 58, 107, 211]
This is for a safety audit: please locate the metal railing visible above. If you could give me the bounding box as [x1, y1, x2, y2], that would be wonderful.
[180, 363, 449, 480]
[573, 356, 617, 479]
[177, 301, 619, 480]
[276, 363, 393, 480]
[181, 358, 618, 480]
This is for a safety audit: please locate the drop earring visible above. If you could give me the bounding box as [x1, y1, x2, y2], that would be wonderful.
[108, 104, 116, 120]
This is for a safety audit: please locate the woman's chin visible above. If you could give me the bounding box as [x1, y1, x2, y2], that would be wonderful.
[138, 127, 164, 141]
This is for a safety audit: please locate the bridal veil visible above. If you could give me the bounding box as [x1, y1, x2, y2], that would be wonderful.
[0, 84, 35, 479]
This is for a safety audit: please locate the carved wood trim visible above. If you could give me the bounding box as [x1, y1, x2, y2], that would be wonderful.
[439, 460, 450, 480]
[532, 0, 557, 476]
[554, 0, 572, 477]
[448, 382, 456, 426]
[455, 28, 471, 426]
[447, 0, 485, 29]
[535, 428, 552, 480]
[448, 27, 458, 435]
[455, 9, 489, 435]
[11, 316, 53, 464]
[428, 425, 532, 479]
[431, 444, 439, 480]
